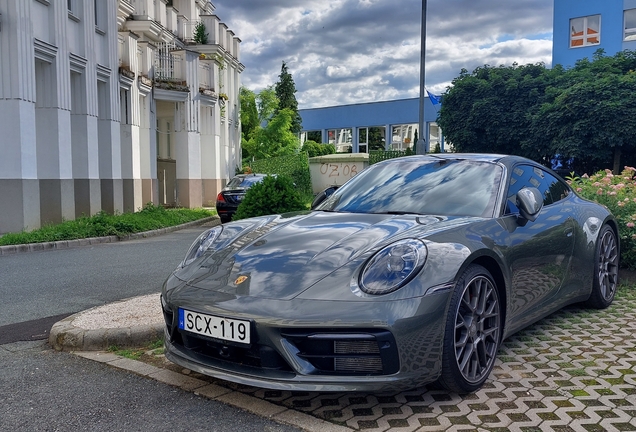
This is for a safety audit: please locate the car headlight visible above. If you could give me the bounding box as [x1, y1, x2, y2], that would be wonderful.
[181, 226, 223, 267]
[359, 239, 427, 295]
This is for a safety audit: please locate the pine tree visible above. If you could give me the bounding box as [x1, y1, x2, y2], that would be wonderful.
[274, 61, 302, 134]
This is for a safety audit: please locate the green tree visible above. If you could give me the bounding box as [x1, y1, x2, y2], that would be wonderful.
[239, 87, 258, 141]
[257, 85, 278, 124]
[437, 63, 553, 160]
[368, 127, 385, 151]
[533, 50, 636, 173]
[243, 108, 300, 160]
[274, 62, 302, 134]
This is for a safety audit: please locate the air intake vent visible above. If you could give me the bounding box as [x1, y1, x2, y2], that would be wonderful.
[335, 357, 383, 373]
[334, 340, 380, 354]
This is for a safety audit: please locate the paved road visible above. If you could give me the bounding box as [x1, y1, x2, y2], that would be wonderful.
[1, 340, 299, 432]
[0, 226, 205, 329]
[0, 226, 301, 432]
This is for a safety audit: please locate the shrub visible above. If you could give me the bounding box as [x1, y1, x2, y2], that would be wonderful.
[568, 166, 636, 269]
[233, 175, 306, 221]
[246, 152, 312, 199]
[301, 140, 336, 158]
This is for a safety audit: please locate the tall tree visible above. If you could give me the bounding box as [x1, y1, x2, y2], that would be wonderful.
[243, 109, 300, 160]
[239, 87, 258, 142]
[532, 50, 636, 173]
[437, 63, 553, 161]
[274, 61, 302, 134]
[257, 85, 278, 124]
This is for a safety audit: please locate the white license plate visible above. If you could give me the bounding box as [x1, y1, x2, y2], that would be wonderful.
[178, 309, 250, 344]
[234, 194, 244, 202]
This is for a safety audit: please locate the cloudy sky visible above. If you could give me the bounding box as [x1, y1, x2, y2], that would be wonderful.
[212, 0, 554, 109]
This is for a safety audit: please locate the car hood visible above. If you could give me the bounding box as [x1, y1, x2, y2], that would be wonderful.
[175, 211, 476, 300]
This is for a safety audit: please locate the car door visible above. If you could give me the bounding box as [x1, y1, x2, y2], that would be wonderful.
[499, 164, 576, 331]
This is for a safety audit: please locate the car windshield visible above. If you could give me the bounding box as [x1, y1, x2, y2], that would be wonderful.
[226, 175, 266, 189]
[315, 157, 503, 217]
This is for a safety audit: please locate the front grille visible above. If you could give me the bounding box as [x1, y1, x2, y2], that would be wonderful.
[174, 331, 292, 371]
[335, 357, 383, 373]
[281, 330, 399, 376]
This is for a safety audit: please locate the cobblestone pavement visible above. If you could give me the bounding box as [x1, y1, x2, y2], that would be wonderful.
[127, 284, 636, 431]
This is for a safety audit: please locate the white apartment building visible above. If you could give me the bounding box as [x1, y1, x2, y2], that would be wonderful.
[0, 0, 242, 234]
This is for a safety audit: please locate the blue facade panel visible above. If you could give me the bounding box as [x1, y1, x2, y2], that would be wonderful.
[553, 0, 635, 68]
[299, 98, 438, 131]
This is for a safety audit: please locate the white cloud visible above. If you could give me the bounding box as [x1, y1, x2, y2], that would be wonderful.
[212, 0, 553, 108]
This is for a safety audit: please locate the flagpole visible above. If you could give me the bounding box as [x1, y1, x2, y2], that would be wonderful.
[416, 0, 427, 154]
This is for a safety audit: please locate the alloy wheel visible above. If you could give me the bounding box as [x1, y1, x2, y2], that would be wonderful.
[597, 229, 619, 301]
[454, 275, 501, 384]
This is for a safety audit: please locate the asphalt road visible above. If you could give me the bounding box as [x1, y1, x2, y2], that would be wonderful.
[0, 226, 301, 432]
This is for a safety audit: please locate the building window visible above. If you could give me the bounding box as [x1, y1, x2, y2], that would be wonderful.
[570, 15, 600, 48]
[94, 0, 106, 33]
[625, 9, 636, 41]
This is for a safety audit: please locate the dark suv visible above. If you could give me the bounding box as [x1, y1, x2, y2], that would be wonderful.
[215, 173, 269, 223]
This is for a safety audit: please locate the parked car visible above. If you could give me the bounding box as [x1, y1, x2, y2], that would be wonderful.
[162, 154, 619, 393]
[215, 173, 270, 223]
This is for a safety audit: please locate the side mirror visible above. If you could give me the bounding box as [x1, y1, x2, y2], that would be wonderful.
[311, 186, 339, 209]
[516, 187, 543, 223]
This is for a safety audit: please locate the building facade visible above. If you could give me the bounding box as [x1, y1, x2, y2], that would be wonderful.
[299, 97, 443, 154]
[0, 0, 242, 234]
[553, 0, 636, 67]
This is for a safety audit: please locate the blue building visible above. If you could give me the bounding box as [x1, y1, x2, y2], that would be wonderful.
[301, 1, 636, 155]
[299, 97, 443, 154]
[553, 0, 636, 67]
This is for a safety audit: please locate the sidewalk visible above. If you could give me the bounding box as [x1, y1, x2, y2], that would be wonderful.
[48, 272, 636, 432]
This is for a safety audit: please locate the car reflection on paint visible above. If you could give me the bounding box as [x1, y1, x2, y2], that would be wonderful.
[162, 154, 619, 393]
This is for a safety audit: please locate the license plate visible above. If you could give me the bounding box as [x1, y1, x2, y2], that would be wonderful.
[178, 309, 250, 344]
[234, 194, 244, 202]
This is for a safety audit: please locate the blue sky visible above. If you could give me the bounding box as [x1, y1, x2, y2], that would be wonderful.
[212, 0, 554, 109]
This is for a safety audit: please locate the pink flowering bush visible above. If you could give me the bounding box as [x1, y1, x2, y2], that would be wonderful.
[568, 167, 636, 269]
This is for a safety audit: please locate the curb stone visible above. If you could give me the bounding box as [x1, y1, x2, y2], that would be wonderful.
[49, 308, 164, 352]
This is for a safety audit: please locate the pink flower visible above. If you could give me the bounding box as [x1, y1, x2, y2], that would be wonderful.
[627, 222, 635, 228]
[609, 191, 617, 196]
[625, 166, 636, 172]
[618, 202, 625, 207]
[582, 174, 589, 178]
[593, 182, 602, 187]
[597, 189, 604, 195]
[576, 187, 582, 192]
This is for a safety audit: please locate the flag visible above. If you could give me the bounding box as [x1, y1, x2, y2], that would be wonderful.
[427, 90, 442, 105]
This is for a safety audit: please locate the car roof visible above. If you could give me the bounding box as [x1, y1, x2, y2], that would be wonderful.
[381, 153, 533, 165]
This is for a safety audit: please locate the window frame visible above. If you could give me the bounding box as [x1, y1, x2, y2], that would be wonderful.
[569, 15, 601, 48]
[624, 9, 636, 41]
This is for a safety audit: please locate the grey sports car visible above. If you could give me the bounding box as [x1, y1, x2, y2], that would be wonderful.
[161, 154, 619, 393]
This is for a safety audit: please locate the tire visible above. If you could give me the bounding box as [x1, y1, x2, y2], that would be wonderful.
[438, 264, 502, 394]
[585, 225, 619, 309]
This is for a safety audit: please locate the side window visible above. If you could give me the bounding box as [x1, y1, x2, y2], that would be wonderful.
[505, 165, 569, 214]
[542, 171, 569, 205]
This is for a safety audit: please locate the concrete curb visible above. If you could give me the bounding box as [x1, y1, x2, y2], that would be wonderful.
[49, 314, 164, 352]
[0, 216, 218, 256]
[49, 295, 165, 352]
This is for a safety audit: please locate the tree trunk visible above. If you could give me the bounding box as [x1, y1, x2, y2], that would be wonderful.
[613, 147, 622, 174]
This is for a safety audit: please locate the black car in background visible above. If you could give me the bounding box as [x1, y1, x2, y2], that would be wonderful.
[215, 173, 269, 223]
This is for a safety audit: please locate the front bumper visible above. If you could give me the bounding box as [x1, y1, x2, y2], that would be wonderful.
[161, 290, 451, 392]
